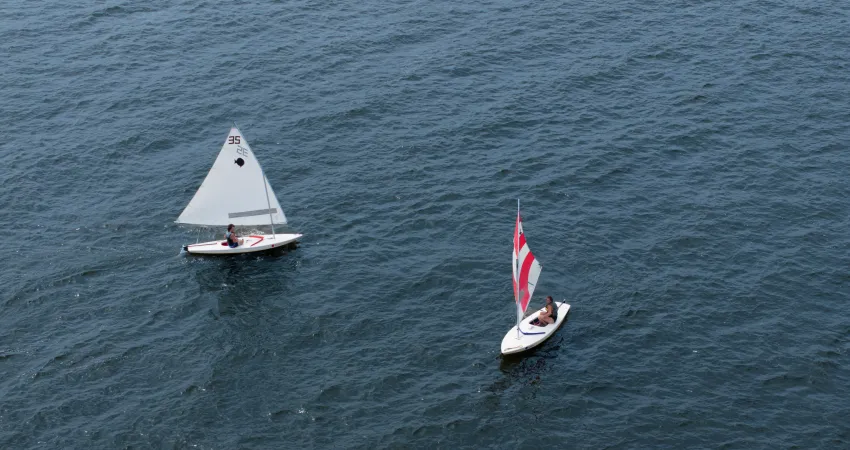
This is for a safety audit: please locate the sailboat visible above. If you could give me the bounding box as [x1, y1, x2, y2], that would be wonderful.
[500, 201, 570, 355]
[176, 126, 302, 255]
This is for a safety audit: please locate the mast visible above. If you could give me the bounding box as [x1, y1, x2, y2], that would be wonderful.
[262, 172, 276, 238]
[236, 123, 276, 238]
[516, 289, 523, 339]
[511, 198, 543, 339]
[515, 199, 521, 337]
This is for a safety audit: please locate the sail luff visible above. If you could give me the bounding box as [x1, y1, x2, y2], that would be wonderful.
[512, 203, 541, 315]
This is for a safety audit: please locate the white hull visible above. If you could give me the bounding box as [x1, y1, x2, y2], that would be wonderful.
[183, 233, 301, 255]
[501, 302, 570, 355]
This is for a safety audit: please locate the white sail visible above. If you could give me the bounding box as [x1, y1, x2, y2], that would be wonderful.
[176, 127, 287, 227]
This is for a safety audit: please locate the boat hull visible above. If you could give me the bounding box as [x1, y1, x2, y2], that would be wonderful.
[183, 233, 301, 255]
[501, 302, 570, 355]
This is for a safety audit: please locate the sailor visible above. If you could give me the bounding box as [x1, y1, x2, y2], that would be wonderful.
[225, 224, 244, 248]
[537, 296, 557, 326]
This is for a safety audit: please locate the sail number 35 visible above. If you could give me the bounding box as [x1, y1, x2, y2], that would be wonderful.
[228, 136, 241, 144]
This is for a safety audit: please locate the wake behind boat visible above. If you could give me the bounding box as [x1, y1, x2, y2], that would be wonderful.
[176, 126, 301, 255]
[500, 200, 570, 355]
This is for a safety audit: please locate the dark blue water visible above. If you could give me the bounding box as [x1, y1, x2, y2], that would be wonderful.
[2, 0, 849, 448]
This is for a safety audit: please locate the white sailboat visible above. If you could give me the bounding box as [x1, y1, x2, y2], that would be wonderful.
[176, 126, 302, 255]
[500, 200, 570, 355]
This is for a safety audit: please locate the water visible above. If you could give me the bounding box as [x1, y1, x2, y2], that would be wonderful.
[2, 0, 849, 448]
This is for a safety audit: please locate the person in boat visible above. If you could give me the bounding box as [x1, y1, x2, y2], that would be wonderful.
[537, 296, 557, 326]
[225, 224, 244, 248]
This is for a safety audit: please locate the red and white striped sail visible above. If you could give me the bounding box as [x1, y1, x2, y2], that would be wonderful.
[513, 204, 542, 315]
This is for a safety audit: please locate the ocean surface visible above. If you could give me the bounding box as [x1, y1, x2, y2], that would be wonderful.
[2, 0, 849, 448]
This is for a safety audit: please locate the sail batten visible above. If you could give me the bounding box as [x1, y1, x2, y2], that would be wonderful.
[228, 208, 279, 219]
[176, 127, 288, 227]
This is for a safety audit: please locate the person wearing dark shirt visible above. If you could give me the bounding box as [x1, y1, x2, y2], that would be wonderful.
[537, 296, 557, 326]
[225, 224, 243, 248]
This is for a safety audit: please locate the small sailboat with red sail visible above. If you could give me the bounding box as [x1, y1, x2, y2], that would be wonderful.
[500, 200, 570, 355]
